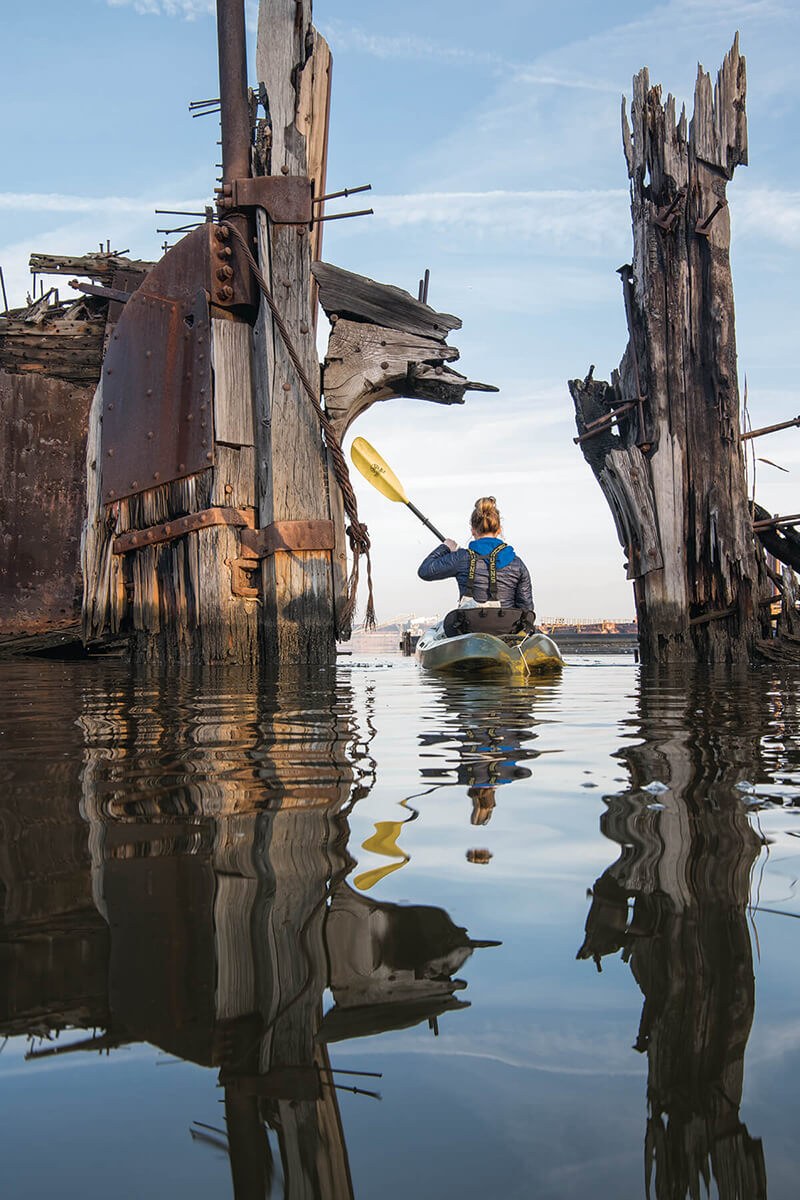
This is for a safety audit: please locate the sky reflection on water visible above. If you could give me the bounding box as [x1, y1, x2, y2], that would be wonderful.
[1, 655, 799, 1198]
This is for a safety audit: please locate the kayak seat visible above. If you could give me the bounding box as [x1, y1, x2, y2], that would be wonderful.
[442, 607, 537, 639]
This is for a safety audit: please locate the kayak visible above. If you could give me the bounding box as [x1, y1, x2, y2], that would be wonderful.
[415, 624, 564, 675]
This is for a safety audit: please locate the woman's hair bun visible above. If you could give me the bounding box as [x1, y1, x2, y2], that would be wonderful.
[470, 496, 501, 536]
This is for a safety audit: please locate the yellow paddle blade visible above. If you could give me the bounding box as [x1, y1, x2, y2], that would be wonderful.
[350, 437, 408, 504]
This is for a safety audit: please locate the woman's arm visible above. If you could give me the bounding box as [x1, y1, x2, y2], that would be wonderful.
[418, 544, 465, 582]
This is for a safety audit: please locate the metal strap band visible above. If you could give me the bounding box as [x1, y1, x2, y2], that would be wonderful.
[113, 506, 254, 554]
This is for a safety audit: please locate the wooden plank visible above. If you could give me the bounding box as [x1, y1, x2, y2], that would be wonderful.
[212, 318, 255, 446]
[210, 444, 256, 508]
[297, 30, 332, 266]
[312, 261, 460, 340]
[29, 252, 155, 283]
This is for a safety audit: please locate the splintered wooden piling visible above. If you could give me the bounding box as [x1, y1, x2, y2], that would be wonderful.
[570, 36, 775, 664]
[254, 0, 337, 664]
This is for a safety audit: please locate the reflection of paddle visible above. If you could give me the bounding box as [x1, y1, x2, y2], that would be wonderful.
[351, 437, 446, 543]
[353, 820, 410, 891]
[353, 795, 420, 892]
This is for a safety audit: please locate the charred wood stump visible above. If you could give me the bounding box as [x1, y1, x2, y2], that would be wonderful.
[569, 37, 773, 664]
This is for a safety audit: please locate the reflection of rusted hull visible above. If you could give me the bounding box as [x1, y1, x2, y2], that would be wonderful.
[0, 371, 93, 637]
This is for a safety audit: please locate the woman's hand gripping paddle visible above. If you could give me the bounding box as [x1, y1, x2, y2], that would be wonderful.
[350, 437, 447, 542]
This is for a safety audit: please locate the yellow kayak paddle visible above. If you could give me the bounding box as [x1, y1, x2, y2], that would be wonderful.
[350, 437, 446, 542]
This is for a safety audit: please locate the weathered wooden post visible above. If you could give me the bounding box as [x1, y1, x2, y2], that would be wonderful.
[251, 0, 339, 663]
[569, 37, 775, 663]
[78, 0, 493, 665]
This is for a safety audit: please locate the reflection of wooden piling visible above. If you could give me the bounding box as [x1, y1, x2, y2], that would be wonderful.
[578, 668, 769, 1198]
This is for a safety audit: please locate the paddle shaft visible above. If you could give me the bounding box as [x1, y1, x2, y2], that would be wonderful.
[406, 500, 446, 543]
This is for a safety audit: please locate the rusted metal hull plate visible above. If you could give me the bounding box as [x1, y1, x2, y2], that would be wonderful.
[101, 288, 213, 503]
[0, 370, 92, 635]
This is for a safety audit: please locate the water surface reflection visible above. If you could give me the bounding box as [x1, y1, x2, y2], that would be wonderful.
[578, 667, 800, 1200]
[2, 659, 800, 1198]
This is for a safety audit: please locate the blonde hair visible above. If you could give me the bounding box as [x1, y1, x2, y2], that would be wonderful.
[470, 496, 501, 537]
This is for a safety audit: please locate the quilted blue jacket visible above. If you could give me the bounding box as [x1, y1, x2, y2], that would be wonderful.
[418, 538, 534, 611]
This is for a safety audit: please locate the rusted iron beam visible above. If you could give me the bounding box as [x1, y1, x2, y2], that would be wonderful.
[741, 414, 800, 441]
[112, 506, 254, 554]
[216, 0, 250, 241]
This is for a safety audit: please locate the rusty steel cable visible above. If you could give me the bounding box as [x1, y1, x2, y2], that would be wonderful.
[221, 219, 376, 629]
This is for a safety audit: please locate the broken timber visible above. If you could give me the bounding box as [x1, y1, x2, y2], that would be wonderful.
[314, 262, 496, 439]
[569, 36, 778, 664]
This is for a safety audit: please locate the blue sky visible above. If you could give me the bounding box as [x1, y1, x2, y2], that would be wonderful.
[2, 0, 798, 620]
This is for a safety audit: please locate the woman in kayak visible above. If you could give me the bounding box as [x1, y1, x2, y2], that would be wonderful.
[417, 496, 534, 612]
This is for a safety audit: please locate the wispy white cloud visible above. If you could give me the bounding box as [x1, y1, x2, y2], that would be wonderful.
[319, 21, 618, 92]
[106, 0, 213, 16]
[319, 21, 513, 72]
[0, 192, 205, 215]
[369, 188, 628, 251]
[104, 0, 258, 27]
[735, 187, 800, 248]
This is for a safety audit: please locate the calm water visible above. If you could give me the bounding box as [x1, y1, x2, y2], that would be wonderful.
[1, 653, 800, 1198]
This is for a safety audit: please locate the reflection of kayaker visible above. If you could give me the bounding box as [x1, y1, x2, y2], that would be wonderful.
[469, 786, 496, 826]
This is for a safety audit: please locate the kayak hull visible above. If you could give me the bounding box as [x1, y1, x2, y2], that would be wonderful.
[415, 628, 564, 675]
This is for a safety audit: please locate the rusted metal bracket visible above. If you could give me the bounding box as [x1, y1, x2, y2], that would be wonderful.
[695, 199, 727, 237]
[228, 558, 260, 598]
[216, 176, 313, 224]
[240, 519, 336, 558]
[112, 506, 254, 554]
[574, 400, 639, 444]
[653, 187, 686, 232]
[752, 512, 800, 532]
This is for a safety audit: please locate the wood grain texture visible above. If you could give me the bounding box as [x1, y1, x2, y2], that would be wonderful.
[212, 318, 255, 446]
[571, 37, 770, 663]
[254, 0, 336, 661]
